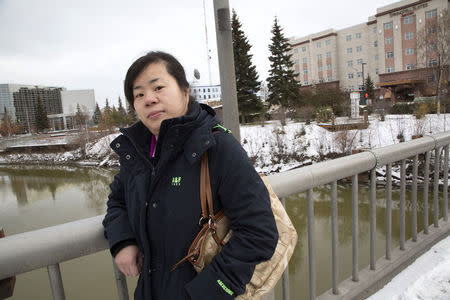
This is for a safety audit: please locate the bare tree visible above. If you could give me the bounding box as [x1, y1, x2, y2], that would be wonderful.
[417, 9, 450, 115]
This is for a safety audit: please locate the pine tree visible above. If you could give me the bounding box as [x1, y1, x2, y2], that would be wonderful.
[75, 103, 83, 127]
[126, 101, 137, 125]
[365, 75, 375, 100]
[117, 96, 127, 125]
[35, 96, 49, 132]
[232, 9, 263, 124]
[0, 107, 12, 137]
[93, 102, 101, 125]
[267, 17, 301, 125]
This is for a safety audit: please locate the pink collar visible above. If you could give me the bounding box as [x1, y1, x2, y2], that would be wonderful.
[150, 135, 156, 158]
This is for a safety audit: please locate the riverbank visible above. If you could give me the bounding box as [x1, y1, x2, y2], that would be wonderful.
[1, 114, 449, 175]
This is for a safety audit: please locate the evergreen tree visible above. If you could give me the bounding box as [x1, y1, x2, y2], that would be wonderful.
[93, 102, 101, 125]
[231, 9, 263, 123]
[266, 17, 301, 125]
[101, 98, 112, 128]
[0, 107, 12, 137]
[75, 103, 83, 127]
[35, 96, 49, 132]
[365, 75, 375, 100]
[126, 101, 137, 125]
[117, 96, 127, 125]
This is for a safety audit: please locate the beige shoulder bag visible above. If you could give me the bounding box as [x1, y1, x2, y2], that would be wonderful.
[173, 152, 298, 299]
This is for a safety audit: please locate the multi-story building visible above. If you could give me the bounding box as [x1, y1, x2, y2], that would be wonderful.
[1, 84, 96, 133]
[13, 86, 64, 133]
[191, 84, 222, 104]
[289, 0, 449, 102]
[50, 89, 96, 130]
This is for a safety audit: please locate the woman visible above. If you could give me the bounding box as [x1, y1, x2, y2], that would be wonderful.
[102, 51, 278, 300]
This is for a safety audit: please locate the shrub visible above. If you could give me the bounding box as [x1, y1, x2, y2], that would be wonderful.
[391, 103, 416, 114]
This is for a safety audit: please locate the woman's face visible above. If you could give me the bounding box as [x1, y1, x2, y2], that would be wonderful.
[132, 62, 189, 138]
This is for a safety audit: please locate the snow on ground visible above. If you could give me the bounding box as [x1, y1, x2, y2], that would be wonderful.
[0, 114, 449, 171]
[367, 235, 450, 300]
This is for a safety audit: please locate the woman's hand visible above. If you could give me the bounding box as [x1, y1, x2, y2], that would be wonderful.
[115, 245, 143, 276]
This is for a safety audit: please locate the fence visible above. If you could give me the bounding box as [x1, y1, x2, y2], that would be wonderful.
[0, 132, 449, 300]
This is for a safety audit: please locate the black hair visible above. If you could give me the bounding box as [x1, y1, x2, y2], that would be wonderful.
[124, 51, 194, 109]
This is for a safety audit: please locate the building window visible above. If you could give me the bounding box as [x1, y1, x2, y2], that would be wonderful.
[428, 59, 437, 67]
[346, 35, 352, 42]
[357, 59, 363, 64]
[373, 26, 377, 33]
[376, 68, 379, 74]
[375, 54, 379, 61]
[385, 37, 393, 44]
[327, 64, 332, 70]
[357, 72, 363, 78]
[348, 73, 354, 79]
[428, 26, 437, 34]
[428, 75, 436, 82]
[302, 57, 307, 63]
[316, 42, 321, 48]
[404, 15, 413, 24]
[326, 51, 331, 58]
[406, 63, 415, 70]
[356, 46, 362, 52]
[317, 54, 322, 60]
[203, 89, 205, 92]
[328, 76, 333, 82]
[356, 33, 362, 39]
[319, 78, 324, 83]
[426, 9, 437, 19]
[384, 22, 393, 30]
[294, 59, 299, 64]
[428, 43, 436, 51]
[318, 66, 323, 71]
[374, 41, 378, 47]
[326, 39, 331, 46]
[304, 81, 308, 85]
[294, 48, 298, 53]
[387, 66, 395, 73]
[405, 48, 414, 55]
[303, 69, 308, 74]
[302, 46, 306, 52]
[358, 85, 364, 91]
[348, 60, 353, 67]
[405, 32, 414, 40]
[208, 88, 210, 92]
[386, 51, 394, 58]
[347, 48, 352, 54]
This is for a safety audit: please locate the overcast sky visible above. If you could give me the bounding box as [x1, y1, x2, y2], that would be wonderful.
[0, 0, 398, 107]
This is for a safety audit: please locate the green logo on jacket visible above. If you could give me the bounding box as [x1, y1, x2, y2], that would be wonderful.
[171, 176, 182, 186]
[217, 279, 234, 296]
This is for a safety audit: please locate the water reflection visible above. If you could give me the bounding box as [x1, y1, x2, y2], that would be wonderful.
[0, 166, 116, 214]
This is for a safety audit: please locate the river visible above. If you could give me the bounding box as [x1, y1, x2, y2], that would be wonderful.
[0, 165, 441, 299]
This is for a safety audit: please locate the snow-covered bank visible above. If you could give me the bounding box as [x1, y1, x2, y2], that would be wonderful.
[1, 114, 449, 173]
[367, 235, 450, 300]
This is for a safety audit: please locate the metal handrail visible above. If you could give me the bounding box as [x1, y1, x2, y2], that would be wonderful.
[1, 132, 449, 300]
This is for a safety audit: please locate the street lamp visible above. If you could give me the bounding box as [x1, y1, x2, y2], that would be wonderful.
[361, 62, 367, 104]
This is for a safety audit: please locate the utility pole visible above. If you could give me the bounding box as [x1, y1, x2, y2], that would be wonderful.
[213, 0, 240, 142]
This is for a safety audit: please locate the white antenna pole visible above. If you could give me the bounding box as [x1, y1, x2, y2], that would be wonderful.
[203, 0, 212, 86]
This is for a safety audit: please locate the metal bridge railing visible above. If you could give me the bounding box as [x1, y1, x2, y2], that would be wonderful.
[0, 132, 449, 300]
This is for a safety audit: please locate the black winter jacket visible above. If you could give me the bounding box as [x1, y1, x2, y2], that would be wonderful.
[102, 102, 278, 300]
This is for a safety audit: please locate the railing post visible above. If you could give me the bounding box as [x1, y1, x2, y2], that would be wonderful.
[352, 175, 359, 281]
[307, 189, 316, 300]
[412, 155, 418, 242]
[400, 159, 406, 250]
[370, 168, 376, 270]
[112, 258, 129, 300]
[424, 151, 431, 234]
[280, 197, 290, 300]
[433, 147, 441, 227]
[331, 182, 339, 294]
[47, 264, 66, 300]
[444, 146, 448, 222]
[386, 163, 392, 260]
